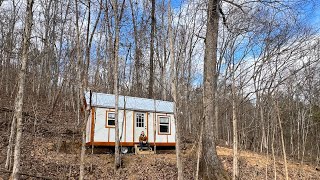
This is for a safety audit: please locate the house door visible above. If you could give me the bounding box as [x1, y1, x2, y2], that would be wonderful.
[134, 112, 147, 142]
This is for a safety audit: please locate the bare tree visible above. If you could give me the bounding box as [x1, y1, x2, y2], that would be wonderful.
[129, 0, 143, 96]
[168, 0, 183, 179]
[75, 0, 87, 179]
[148, 0, 156, 98]
[274, 98, 289, 180]
[111, 0, 126, 169]
[231, 62, 239, 180]
[10, 0, 34, 179]
[84, 0, 102, 89]
[200, 0, 229, 179]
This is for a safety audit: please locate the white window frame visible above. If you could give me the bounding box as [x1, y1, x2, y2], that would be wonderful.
[106, 111, 115, 127]
[158, 116, 170, 135]
[135, 112, 145, 127]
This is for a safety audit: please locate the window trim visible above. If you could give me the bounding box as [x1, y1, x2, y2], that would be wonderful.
[135, 112, 145, 128]
[106, 110, 116, 128]
[158, 115, 171, 135]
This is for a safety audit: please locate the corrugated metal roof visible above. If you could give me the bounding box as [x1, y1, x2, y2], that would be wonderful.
[85, 92, 174, 114]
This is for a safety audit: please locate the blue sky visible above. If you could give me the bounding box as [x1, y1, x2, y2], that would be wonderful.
[171, 0, 183, 9]
[171, 0, 320, 27]
[305, 2, 320, 29]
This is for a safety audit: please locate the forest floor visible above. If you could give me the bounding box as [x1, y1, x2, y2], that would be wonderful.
[0, 92, 320, 179]
[1, 137, 319, 179]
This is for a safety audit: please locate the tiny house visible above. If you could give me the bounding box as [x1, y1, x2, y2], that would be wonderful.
[85, 92, 176, 153]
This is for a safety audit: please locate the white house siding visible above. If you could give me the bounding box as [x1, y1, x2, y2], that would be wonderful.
[86, 107, 175, 146]
[92, 108, 132, 143]
[168, 114, 176, 142]
[125, 111, 134, 142]
[94, 107, 108, 142]
[147, 112, 154, 143]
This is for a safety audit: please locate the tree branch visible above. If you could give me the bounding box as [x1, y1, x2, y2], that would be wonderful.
[222, 0, 245, 13]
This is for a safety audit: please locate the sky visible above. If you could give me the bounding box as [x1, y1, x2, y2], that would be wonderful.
[171, 0, 184, 9]
[171, 0, 320, 28]
[305, 3, 320, 29]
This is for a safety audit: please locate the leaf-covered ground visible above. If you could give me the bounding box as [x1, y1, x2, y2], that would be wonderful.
[0, 92, 319, 179]
[1, 135, 319, 180]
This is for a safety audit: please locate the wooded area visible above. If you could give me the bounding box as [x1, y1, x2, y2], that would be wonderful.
[0, 0, 320, 179]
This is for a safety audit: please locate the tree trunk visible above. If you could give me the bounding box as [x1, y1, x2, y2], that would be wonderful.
[129, 0, 142, 96]
[75, 0, 82, 125]
[214, 91, 219, 140]
[232, 65, 238, 180]
[200, 0, 229, 179]
[260, 106, 267, 152]
[105, 1, 114, 92]
[275, 100, 289, 180]
[84, 0, 102, 89]
[112, 0, 121, 169]
[75, 0, 84, 176]
[74, 0, 89, 179]
[196, 121, 204, 180]
[271, 116, 277, 179]
[10, 0, 34, 179]
[148, 0, 155, 98]
[168, 1, 183, 179]
[5, 113, 16, 170]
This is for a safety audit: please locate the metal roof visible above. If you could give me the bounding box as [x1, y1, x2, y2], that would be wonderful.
[85, 92, 174, 114]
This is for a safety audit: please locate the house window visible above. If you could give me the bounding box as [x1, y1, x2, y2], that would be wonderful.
[159, 116, 170, 134]
[106, 112, 115, 127]
[136, 113, 145, 127]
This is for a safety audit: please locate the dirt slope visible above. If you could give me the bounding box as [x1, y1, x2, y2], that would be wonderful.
[0, 92, 319, 179]
[1, 137, 319, 179]
[217, 146, 320, 180]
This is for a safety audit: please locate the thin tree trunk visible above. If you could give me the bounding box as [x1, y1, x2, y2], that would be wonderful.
[148, 0, 155, 98]
[275, 100, 289, 180]
[4, 3, 18, 166]
[196, 121, 204, 180]
[105, 1, 114, 92]
[74, 0, 88, 179]
[10, 0, 34, 179]
[84, 0, 102, 88]
[260, 106, 267, 152]
[112, 0, 121, 169]
[84, 0, 91, 89]
[129, 0, 142, 95]
[5, 113, 16, 170]
[168, 1, 183, 179]
[79, 127, 87, 179]
[232, 65, 238, 180]
[79, 105, 91, 180]
[271, 117, 277, 179]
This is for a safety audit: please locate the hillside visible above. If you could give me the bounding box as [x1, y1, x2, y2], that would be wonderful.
[1, 89, 320, 180]
[1, 90, 320, 179]
[1, 136, 320, 179]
